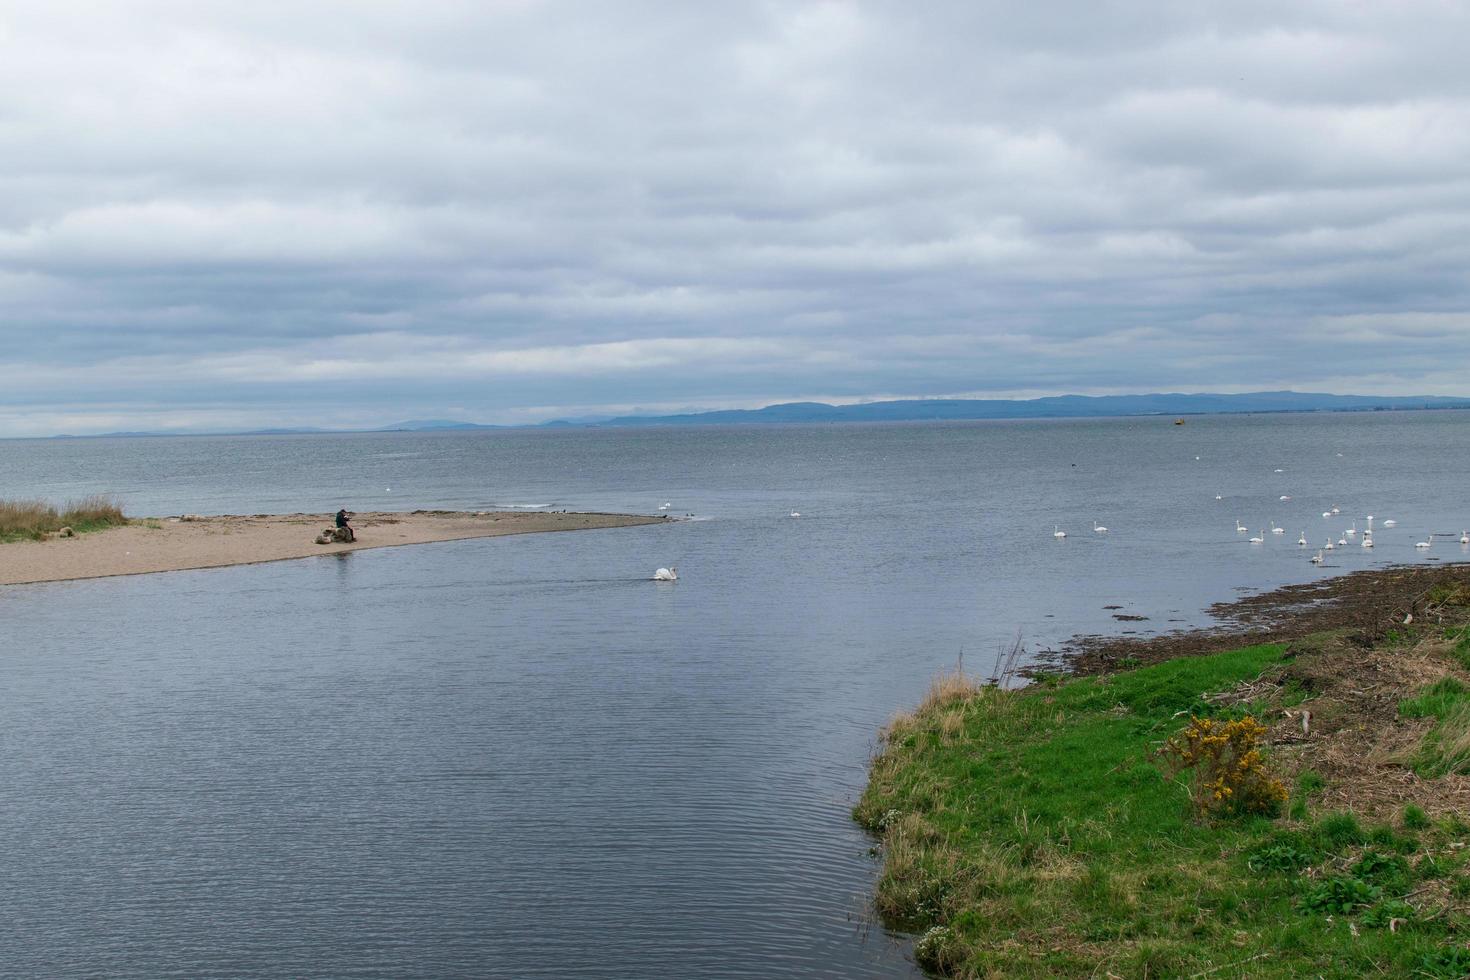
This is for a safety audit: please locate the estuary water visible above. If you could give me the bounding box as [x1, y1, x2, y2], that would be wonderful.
[2, 411, 1469, 978]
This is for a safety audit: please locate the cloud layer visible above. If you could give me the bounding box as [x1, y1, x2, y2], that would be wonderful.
[2, 1, 1468, 434]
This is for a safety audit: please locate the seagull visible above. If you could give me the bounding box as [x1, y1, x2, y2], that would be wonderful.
[1416, 534, 1433, 550]
[1053, 525, 1067, 538]
[1093, 521, 1108, 533]
[653, 566, 679, 581]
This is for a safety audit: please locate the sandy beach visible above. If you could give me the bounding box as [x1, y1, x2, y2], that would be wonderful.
[0, 510, 669, 586]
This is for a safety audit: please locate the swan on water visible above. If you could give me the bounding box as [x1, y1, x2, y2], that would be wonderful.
[1362, 535, 1374, 548]
[1331, 506, 1341, 515]
[1280, 495, 1292, 501]
[1297, 532, 1307, 546]
[658, 502, 672, 511]
[1325, 539, 1335, 550]
[1311, 551, 1325, 564]
[1345, 523, 1357, 537]
[1383, 519, 1397, 527]
[1236, 520, 1248, 533]
[1274, 468, 1284, 473]
[1337, 536, 1347, 546]
[1215, 494, 1223, 500]
[653, 566, 679, 581]
[790, 511, 801, 518]
[1093, 521, 1108, 533]
[1249, 529, 1265, 544]
[1322, 511, 1332, 519]
[1461, 530, 1470, 545]
[1416, 535, 1433, 550]
[1053, 525, 1067, 538]
[1271, 520, 1285, 534]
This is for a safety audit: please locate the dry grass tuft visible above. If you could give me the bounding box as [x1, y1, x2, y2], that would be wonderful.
[0, 495, 127, 540]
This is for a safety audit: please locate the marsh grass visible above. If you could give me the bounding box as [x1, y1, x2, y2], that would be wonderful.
[0, 495, 127, 541]
[857, 642, 1470, 977]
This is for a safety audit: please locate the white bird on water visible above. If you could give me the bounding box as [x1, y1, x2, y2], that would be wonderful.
[1249, 529, 1265, 544]
[1053, 525, 1067, 538]
[790, 510, 801, 519]
[1322, 511, 1332, 519]
[1271, 520, 1285, 534]
[1383, 519, 1398, 527]
[1416, 534, 1434, 550]
[653, 566, 678, 581]
[658, 502, 672, 511]
[1311, 551, 1325, 564]
[1236, 520, 1248, 533]
[1461, 530, 1469, 545]
[1325, 539, 1335, 550]
[1362, 535, 1374, 549]
[1297, 531, 1307, 546]
[1093, 521, 1108, 533]
[1280, 495, 1292, 501]
[1345, 522, 1357, 538]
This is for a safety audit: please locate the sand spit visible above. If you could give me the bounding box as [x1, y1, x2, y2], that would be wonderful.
[0, 510, 669, 586]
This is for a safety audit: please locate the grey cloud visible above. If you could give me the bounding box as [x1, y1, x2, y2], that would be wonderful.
[1, 0, 1468, 434]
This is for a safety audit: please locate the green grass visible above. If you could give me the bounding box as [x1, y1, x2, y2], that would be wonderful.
[857, 643, 1470, 977]
[0, 495, 127, 542]
[1399, 678, 1470, 778]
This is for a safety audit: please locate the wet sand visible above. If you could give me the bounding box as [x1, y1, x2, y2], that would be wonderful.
[0, 510, 669, 586]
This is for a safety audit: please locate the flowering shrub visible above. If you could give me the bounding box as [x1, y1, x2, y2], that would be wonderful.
[1161, 715, 1287, 818]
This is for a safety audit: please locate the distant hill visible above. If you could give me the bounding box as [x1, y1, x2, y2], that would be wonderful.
[572, 391, 1470, 427]
[38, 391, 1470, 440]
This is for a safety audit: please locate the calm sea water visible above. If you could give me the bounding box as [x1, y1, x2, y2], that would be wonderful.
[2, 412, 1469, 978]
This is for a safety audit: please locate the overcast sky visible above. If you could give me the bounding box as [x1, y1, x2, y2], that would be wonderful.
[2, 1, 1468, 435]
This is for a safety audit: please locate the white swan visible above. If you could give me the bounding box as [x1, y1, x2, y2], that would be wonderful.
[1331, 506, 1341, 515]
[1361, 535, 1374, 548]
[1297, 532, 1307, 546]
[1093, 521, 1108, 533]
[653, 566, 678, 581]
[1215, 495, 1223, 500]
[1345, 523, 1357, 538]
[1311, 551, 1325, 564]
[1325, 539, 1335, 550]
[658, 502, 672, 511]
[1383, 519, 1397, 527]
[1337, 536, 1347, 546]
[1053, 525, 1066, 538]
[1280, 495, 1292, 501]
[1271, 520, 1285, 534]
[1235, 520, 1248, 533]
[1249, 529, 1265, 544]
[1461, 530, 1469, 545]
[1321, 511, 1332, 518]
[1416, 534, 1433, 550]
[790, 511, 801, 519]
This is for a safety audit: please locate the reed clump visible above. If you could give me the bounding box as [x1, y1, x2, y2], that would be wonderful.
[0, 495, 127, 541]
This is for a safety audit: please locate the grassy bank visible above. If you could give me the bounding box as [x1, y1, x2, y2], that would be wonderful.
[0, 496, 127, 542]
[857, 583, 1470, 977]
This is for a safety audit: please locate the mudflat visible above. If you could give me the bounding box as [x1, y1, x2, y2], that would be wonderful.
[0, 510, 668, 586]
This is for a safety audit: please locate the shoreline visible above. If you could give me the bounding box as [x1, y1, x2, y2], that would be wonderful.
[858, 563, 1470, 976]
[0, 510, 670, 586]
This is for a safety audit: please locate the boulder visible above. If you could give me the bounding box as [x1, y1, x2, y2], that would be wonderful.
[315, 527, 355, 544]
[58, 526, 75, 538]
